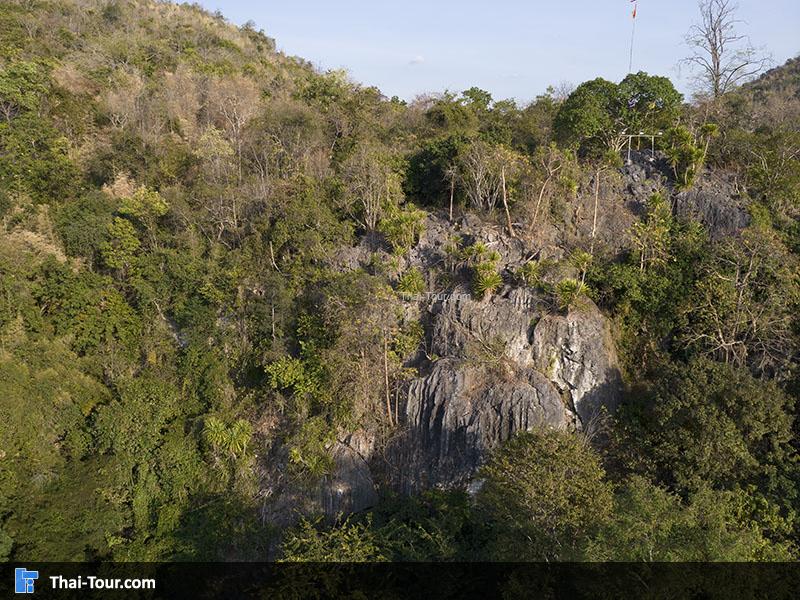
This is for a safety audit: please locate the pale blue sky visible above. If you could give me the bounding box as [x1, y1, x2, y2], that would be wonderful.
[194, 1, 799, 102]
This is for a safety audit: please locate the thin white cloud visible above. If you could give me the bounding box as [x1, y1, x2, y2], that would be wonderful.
[409, 55, 425, 66]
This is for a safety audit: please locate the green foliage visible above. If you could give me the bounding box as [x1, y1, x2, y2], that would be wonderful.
[614, 358, 798, 510]
[477, 429, 614, 561]
[266, 356, 321, 399]
[617, 71, 683, 133]
[630, 192, 673, 271]
[54, 192, 114, 262]
[0, 113, 79, 202]
[393, 320, 424, 359]
[32, 257, 141, 355]
[554, 77, 623, 156]
[100, 216, 141, 270]
[370, 490, 477, 561]
[680, 223, 799, 374]
[589, 216, 708, 371]
[204, 416, 253, 460]
[118, 185, 169, 240]
[554, 278, 588, 311]
[0, 59, 49, 121]
[664, 125, 705, 188]
[396, 267, 426, 295]
[586, 476, 795, 561]
[472, 262, 503, 298]
[569, 249, 594, 279]
[280, 516, 388, 562]
[287, 416, 336, 479]
[554, 72, 682, 158]
[405, 134, 469, 206]
[378, 203, 426, 254]
[515, 259, 545, 287]
[1, 0, 798, 564]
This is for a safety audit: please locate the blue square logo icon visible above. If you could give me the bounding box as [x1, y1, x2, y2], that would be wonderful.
[15, 568, 39, 594]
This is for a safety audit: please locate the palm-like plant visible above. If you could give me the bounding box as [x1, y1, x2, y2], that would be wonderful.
[227, 419, 253, 458]
[203, 416, 252, 460]
[203, 416, 228, 450]
[473, 262, 503, 298]
[555, 278, 588, 311]
[516, 260, 543, 286]
[397, 268, 426, 295]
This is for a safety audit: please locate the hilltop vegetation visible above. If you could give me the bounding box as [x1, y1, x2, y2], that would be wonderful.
[0, 0, 798, 561]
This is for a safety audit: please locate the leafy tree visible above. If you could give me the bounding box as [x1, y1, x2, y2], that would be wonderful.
[554, 77, 624, 156]
[280, 516, 388, 562]
[477, 429, 614, 561]
[118, 185, 169, 246]
[101, 217, 141, 271]
[617, 71, 683, 133]
[681, 221, 799, 376]
[555, 73, 682, 157]
[586, 476, 795, 561]
[404, 134, 468, 206]
[630, 192, 673, 272]
[0, 59, 49, 122]
[339, 143, 404, 230]
[614, 358, 797, 509]
[54, 192, 114, 263]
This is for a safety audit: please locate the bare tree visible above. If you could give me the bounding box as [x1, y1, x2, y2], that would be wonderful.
[340, 144, 404, 230]
[681, 0, 771, 99]
[458, 141, 508, 212]
[205, 74, 261, 184]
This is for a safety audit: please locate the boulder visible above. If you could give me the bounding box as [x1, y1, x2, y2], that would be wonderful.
[428, 286, 540, 366]
[320, 431, 378, 516]
[397, 358, 567, 490]
[531, 300, 622, 426]
[673, 172, 750, 239]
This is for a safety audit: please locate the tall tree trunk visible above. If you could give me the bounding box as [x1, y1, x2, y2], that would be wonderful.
[449, 172, 455, 222]
[501, 166, 514, 237]
[532, 175, 551, 231]
[590, 167, 600, 254]
[383, 331, 393, 427]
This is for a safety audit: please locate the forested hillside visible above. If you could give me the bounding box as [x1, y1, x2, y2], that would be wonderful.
[1, 0, 798, 562]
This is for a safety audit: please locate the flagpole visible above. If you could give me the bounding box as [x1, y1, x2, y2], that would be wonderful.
[628, 3, 637, 73]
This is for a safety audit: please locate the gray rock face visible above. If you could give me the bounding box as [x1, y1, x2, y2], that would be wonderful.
[531, 302, 622, 426]
[674, 173, 750, 239]
[395, 288, 622, 489]
[320, 431, 377, 516]
[397, 358, 567, 490]
[428, 286, 540, 366]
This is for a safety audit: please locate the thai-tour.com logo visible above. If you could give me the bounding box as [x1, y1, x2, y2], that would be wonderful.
[14, 568, 38, 594]
[14, 567, 156, 594]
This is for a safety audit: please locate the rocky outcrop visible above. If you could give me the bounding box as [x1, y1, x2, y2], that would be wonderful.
[320, 431, 378, 516]
[673, 172, 750, 240]
[394, 287, 622, 490]
[396, 358, 567, 490]
[531, 302, 622, 426]
[428, 286, 540, 366]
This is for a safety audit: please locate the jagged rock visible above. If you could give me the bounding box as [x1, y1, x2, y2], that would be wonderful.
[396, 358, 567, 490]
[427, 286, 541, 366]
[531, 300, 622, 427]
[621, 153, 668, 214]
[393, 290, 622, 490]
[320, 431, 377, 516]
[673, 172, 750, 239]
